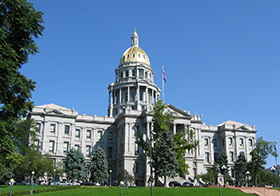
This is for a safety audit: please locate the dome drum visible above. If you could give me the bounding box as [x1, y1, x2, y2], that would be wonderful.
[108, 29, 160, 117]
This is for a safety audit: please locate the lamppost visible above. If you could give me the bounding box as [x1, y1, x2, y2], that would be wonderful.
[109, 170, 112, 187]
[271, 166, 276, 188]
[221, 165, 227, 188]
[126, 170, 129, 188]
[31, 171, 35, 195]
[53, 169, 56, 186]
[9, 179, 15, 196]
[246, 171, 250, 187]
[120, 181, 124, 196]
[218, 181, 222, 196]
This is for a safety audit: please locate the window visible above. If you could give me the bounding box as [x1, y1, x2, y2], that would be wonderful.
[108, 132, 113, 140]
[132, 69, 135, 77]
[240, 138, 244, 146]
[213, 139, 217, 147]
[139, 69, 144, 78]
[75, 129, 80, 138]
[133, 53, 135, 58]
[63, 142, 69, 153]
[49, 140, 55, 153]
[50, 124, 56, 133]
[230, 151, 234, 162]
[97, 131, 102, 140]
[86, 145, 91, 157]
[108, 147, 113, 158]
[204, 138, 209, 146]
[205, 152, 210, 162]
[249, 139, 253, 147]
[65, 125, 70, 135]
[135, 143, 139, 155]
[135, 162, 139, 174]
[74, 144, 80, 151]
[229, 137, 233, 145]
[86, 130, 91, 139]
[121, 72, 123, 78]
[34, 139, 40, 148]
[125, 70, 129, 77]
[214, 153, 218, 162]
[36, 123, 41, 132]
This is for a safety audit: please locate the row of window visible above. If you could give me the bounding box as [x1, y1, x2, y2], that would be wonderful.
[204, 138, 254, 147]
[48, 140, 114, 158]
[205, 151, 245, 163]
[122, 53, 146, 60]
[117, 68, 152, 80]
[37, 123, 113, 140]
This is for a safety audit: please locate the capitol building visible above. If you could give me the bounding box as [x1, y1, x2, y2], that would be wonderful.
[31, 30, 257, 186]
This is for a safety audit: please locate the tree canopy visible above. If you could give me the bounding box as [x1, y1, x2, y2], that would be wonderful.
[248, 137, 278, 186]
[0, 0, 44, 181]
[65, 148, 87, 182]
[173, 128, 196, 176]
[234, 153, 247, 187]
[138, 100, 178, 187]
[90, 146, 109, 183]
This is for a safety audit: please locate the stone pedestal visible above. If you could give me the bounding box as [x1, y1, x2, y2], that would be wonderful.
[217, 173, 224, 186]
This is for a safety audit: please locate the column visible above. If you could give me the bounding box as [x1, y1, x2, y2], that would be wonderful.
[145, 86, 148, 103]
[173, 123, 176, 135]
[127, 86, 130, 102]
[119, 88, 122, 104]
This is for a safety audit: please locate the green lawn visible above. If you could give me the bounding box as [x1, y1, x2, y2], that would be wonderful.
[0, 186, 256, 196]
[0, 185, 50, 193]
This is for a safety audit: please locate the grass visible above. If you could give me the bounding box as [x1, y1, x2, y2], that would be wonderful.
[0, 186, 256, 196]
[0, 185, 49, 193]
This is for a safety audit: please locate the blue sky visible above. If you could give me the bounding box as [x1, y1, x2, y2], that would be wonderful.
[23, 0, 280, 167]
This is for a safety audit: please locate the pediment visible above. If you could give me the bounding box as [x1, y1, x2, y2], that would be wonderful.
[166, 104, 192, 119]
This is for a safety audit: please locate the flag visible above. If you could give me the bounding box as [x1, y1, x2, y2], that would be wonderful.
[162, 66, 166, 83]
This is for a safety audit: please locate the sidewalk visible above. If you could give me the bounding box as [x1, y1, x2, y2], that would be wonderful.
[231, 187, 280, 196]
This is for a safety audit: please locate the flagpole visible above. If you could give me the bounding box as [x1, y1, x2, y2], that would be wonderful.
[162, 65, 165, 103]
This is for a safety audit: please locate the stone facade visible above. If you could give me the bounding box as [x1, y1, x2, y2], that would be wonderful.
[30, 30, 257, 186]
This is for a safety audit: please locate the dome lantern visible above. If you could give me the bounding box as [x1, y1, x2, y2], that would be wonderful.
[131, 28, 139, 47]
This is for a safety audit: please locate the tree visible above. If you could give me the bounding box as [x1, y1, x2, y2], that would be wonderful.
[257, 169, 279, 186]
[14, 150, 53, 182]
[198, 163, 219, 185]
[90, 146, 109, 184]
[173, 128, 196, 177]
[65, 148, 87, 183]
[117, 169, 134, 186]
[234, 153, 247, 187]
[154, 128, 178, 187]
[138, 99, 178, 187]
[216, 151, 233, 184]
[0, 0, 44, 181]
[248, 137, 278, 186]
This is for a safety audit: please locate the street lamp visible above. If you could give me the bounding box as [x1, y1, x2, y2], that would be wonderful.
[53, 169, 56, 186]
[126, 170, 129, 188]
[120, 181, 124, 196]
[246, 171, 250, 187]
[271, 166, 276, 188]
[109, 170, 112, 187]
[221, 165, 227, 188]
[9, 179, 15, 196]
[31, 171, 35, 195]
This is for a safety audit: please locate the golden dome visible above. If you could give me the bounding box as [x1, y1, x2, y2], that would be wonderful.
[119, 29, 150, 67]
[119, 46, 150, 66]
